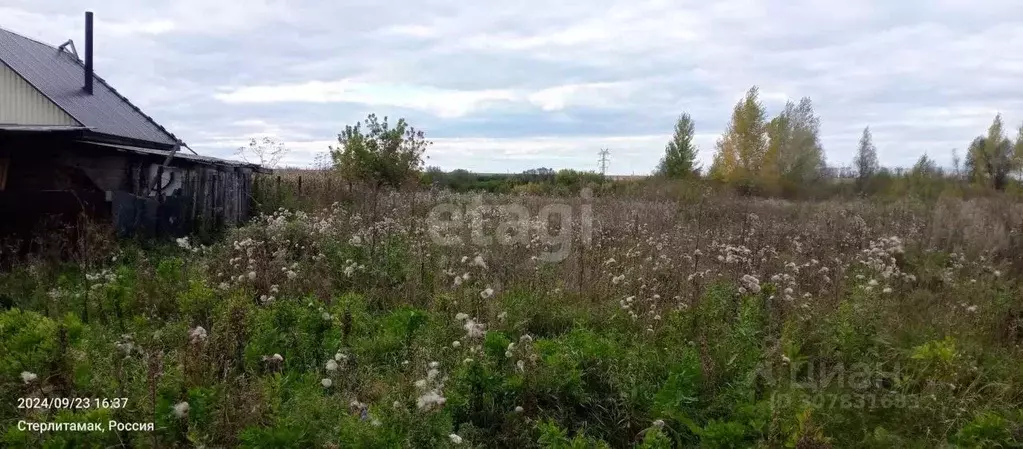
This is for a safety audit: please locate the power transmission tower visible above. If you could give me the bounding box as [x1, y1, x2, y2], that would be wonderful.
[598, 149, 610, 180]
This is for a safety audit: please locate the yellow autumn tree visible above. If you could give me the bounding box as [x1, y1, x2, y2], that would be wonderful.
[709, 86, 768, 191]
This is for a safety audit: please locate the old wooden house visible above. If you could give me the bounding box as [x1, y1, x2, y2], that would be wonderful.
[0, 12, 262, 241]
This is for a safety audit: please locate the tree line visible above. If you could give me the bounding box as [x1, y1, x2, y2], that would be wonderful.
[655, 85, 1023, 196]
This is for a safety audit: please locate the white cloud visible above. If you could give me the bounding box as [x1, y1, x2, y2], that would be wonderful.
[376, 24, 439, 39]
[105, 19, 176, 36]
[214, 80, 518, 118]
[526, 82, 638, 111]
[215, 79, 645, 116]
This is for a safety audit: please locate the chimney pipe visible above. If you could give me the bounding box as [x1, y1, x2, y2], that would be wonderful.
[84, 11, 93, 95]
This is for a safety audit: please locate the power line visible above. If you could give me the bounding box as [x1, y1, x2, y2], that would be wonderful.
[598, 148, 610, 178]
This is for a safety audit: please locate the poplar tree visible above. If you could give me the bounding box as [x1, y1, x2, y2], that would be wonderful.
[764, 97, 825, 188]
[853, 126, 879, 190]
[966, 114, 1015, 190]
[656, 113, 700, 178]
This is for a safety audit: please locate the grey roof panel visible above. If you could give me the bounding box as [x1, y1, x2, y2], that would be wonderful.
[0, 124, 89, 132]
[0, 27, 180, 147]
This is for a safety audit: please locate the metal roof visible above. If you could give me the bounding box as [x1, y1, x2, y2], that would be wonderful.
[0, 27, 180, 147]
[0, 124, 89, 132]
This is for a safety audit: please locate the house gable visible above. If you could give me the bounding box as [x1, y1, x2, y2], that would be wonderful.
[0, 61, 80, 127]
[0, 27, 179, 147]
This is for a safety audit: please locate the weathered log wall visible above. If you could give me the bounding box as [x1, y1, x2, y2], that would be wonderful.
[125, 159, 254, 234]
[1, 134, 256, 240]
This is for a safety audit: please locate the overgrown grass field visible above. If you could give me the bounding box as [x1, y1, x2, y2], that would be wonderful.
[2, 189, 1022, 448]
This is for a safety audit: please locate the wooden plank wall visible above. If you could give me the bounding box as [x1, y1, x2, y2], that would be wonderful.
[126, 159, 254, 233]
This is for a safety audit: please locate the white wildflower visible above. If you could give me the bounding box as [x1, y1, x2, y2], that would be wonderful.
[480, 287, 494, 299]
[189, 326, 208, 343]
[463, 319, 486, 339]
[326, 360, 339, 371]
[416, 391, 447, 410]
[455, 313, 469, 321]
[175, 237, 192, 250]
[740, 274, 761, 294]
[449, 434, 463, 444]
[247, 271, 257, 280]
[21, 371, 38, 384]
[172, 401, 189, 418]
[653, 419, 665, 428]
[321, 378, 333, 388]
[452, 341, 461, 348]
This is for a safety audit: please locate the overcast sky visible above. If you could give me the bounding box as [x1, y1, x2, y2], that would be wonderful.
[2, 0, 1022, 174]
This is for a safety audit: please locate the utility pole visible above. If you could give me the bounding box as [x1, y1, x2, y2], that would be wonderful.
[598, 148, 610, 181]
